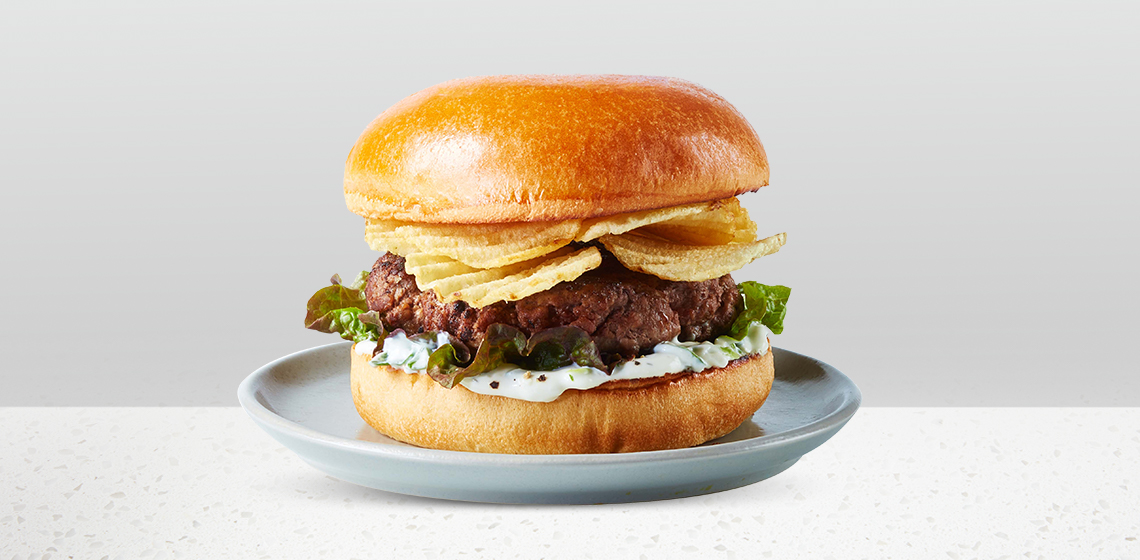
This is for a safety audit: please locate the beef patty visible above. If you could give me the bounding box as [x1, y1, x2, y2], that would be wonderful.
[364, 252, 742, 361]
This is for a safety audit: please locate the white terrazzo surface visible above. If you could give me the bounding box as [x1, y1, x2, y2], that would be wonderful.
[1, 408, 1137, 559]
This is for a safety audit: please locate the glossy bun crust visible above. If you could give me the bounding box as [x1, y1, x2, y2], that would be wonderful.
[350, 348, 774, 454]
[345, 75, 769, 224]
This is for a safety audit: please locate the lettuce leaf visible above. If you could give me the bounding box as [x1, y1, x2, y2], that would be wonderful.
[426, 324, 604, 389]
[525, 326, 607, 372]
[729, 281, 791, 338]
[304, 273, 384, 343]
[425, 339, 470, 387]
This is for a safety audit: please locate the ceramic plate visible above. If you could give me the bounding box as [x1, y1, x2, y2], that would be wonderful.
[238, 341, 860, 504]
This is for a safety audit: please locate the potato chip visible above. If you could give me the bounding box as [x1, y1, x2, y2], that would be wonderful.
[365, 196, 778, 300]
[599, 232, 786, 282]
[453, 246, 603, 307]
[416, 247, 577, 296]
[363, 219, 420, 256]
[401, 254, 481, 288]
[403, 253, 459, 268]
[366, 219, 580, 268]
[576, 201, 711, 242]
[365, 197, 752, 266]
[638, 198, 757, 245]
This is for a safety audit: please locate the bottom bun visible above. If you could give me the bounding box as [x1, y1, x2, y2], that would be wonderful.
[351, 347, 775, 454]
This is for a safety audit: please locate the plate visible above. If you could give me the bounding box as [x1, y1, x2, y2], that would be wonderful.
[238, 341, 860, 504]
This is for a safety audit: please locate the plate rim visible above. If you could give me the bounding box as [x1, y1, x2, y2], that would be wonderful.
[238, 341, 861, 467]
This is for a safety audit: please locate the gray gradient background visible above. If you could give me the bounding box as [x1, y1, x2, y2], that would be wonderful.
[1, 1, 1136, 405]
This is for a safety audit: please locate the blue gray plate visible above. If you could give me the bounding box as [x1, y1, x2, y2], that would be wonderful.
[238, 341, 860, 504]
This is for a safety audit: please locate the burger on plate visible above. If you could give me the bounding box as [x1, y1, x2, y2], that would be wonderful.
[304, 75, 790, 454]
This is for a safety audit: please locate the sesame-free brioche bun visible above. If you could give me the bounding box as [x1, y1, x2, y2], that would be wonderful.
[345, 75, 769, 224]
[350, 347, 775, 454]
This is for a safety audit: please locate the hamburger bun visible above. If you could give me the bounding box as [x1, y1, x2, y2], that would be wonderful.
[345, 75, 769, 224]
[351, 345, 775, 454]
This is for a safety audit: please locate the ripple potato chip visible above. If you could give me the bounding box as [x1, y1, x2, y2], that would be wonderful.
[599, 232, 786, 282]
[402, 253, 481, 288]
[366, 198, 750, 268]
[638, 198, 757, 245]
[453, 246, 603, 307]
[366, 197, 774, 303]
[576, 201, 711, 242]
[366, 219, 580, 268]
[410, 247, 579, 297]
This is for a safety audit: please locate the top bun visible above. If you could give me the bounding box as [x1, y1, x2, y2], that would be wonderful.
[345, 75, 769, 224]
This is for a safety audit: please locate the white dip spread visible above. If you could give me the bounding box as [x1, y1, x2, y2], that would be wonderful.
[353, 324, 772, 403]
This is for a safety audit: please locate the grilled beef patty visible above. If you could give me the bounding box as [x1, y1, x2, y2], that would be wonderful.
[364, 252, 742, 361]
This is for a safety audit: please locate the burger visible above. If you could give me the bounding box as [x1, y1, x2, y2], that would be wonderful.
[304, 75, 790, 454]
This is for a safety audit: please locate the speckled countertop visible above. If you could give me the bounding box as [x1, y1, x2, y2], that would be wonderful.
[2, 408, 1136, 559]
